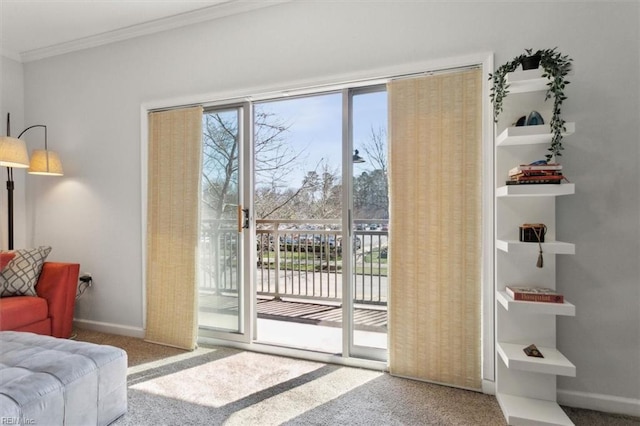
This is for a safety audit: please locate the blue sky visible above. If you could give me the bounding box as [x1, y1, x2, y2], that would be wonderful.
[256, 90, 387, 187]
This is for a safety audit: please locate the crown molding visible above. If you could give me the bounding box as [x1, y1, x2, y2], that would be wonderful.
[20, 0, 291, 63]
[1, 48, 22, 63]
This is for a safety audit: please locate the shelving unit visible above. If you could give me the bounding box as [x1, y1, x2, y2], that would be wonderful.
[497, 291, 575, 316]
[504, 68, 549, 92]
[497, 342, 576, 376]
[496, 183, 575, 198]
[497, 393, 574, 426]
[496, 123, 575, 146]
[494, 69, 576, 426]
[496, 240, 575, 255]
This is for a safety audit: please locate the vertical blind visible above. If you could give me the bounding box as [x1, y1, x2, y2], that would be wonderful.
[388, 68, 482, 389]
[145, 106, 203, 350]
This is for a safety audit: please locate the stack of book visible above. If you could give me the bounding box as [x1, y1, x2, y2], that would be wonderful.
[507, 163, 563, 185]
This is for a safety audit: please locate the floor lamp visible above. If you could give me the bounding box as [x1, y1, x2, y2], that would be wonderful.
[0, 113, 64, 250]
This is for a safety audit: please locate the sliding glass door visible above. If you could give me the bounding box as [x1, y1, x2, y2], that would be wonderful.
[198, 103, 253, 342]
[348, 87, 389, 361]
[197, 87, 390, 360]
[253, 92, 345, 353]
[251, 88, 388, 360]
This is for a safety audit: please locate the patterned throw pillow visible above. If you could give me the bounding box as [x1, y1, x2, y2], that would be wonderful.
[0, 246, 52, 297]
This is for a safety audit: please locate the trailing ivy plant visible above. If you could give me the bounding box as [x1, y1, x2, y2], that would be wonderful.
[489, 48, 573, 162]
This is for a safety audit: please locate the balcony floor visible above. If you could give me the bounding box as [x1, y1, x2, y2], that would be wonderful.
[256, 298, 387, 331]
[199, 294, 388, 353]
[199, 294, 387, 331]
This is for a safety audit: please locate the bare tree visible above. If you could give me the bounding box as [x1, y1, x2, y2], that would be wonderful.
[361, 126, 387, 175]
[201, 107, 307, 221]
[255, 158, 327, 220]
[299, 162, 342, 219]
[202, 112, 238, 221]
[354, 126, 389, 219]
[254, 109, 300, 187]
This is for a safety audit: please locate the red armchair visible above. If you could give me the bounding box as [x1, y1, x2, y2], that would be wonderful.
[0, 262, 80, 338]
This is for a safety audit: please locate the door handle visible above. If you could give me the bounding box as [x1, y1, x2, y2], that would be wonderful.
[238, 206, 249, 232]
[242, 208, 250, 229]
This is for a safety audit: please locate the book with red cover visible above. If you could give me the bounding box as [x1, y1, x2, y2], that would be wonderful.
[512, 174, 563, 180]
[509, 170, 563, 178]
[506, 175, 564, 185]
[505, 286, 564, 303]
[509, 163, 563, 175]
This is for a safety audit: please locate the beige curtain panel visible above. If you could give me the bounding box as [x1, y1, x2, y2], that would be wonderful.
[146, 106, 203, 350]
[388, 68, 482, 389]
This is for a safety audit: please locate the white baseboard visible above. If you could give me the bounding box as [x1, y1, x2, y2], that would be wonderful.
[558, 388, 640, 418]
[73, 319, 145, 339]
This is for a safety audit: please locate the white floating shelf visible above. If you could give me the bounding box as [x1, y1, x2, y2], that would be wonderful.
[498, 342, 576, 376]
[504, 69, 549, 93]
[497, 392, 574, 426]
[497, 240, 575, 255]
[504, 68, 575, 94]
[496, 123, 575, 146]
[497, 291, 575, 316]
[496, 183, 575, 197]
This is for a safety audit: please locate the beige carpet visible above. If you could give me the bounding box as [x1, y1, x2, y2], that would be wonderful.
[73, 328, 185, 366]
[74, 328, 639, 426]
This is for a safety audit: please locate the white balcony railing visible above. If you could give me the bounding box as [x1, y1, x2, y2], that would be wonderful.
[199, 219, 388, 305]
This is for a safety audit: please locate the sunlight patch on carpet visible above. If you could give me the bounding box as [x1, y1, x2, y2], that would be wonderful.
[130, 351, 325, 407]
[224, 367, 383, 425]
[127, 346, 218, 376]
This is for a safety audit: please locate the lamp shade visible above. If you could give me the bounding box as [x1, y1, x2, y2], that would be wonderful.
[0, 136, 29, 168]
[28, 149, 64, 176]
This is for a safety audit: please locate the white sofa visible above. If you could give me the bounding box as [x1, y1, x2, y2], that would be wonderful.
[0, 331, 127, 425]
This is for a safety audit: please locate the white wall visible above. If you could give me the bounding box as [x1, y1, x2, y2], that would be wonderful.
[16, 1, 639, 411]
[0, 56, 26, 250]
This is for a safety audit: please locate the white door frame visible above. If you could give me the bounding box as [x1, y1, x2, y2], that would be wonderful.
[140, 52, 494, 383]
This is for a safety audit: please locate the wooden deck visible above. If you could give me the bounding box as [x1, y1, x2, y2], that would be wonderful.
[257, 298, 387, 332]
[199, 294, 387, 332]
